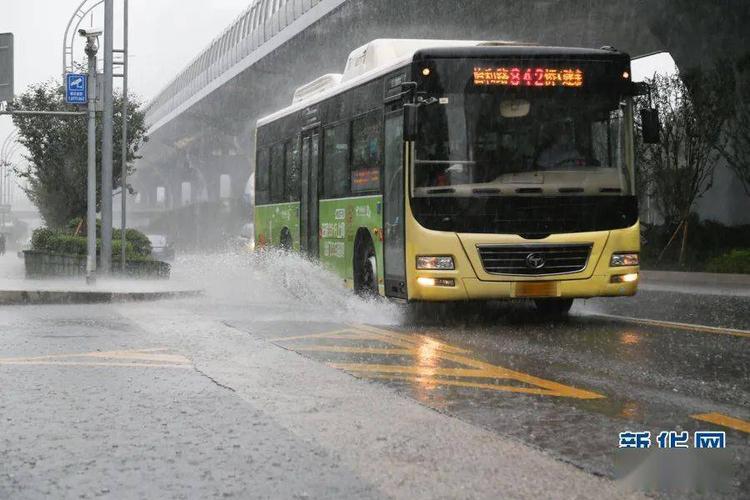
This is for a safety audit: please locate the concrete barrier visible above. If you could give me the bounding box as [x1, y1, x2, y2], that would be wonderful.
[0, 288, 202, 305]
[23, 250, 170, 279]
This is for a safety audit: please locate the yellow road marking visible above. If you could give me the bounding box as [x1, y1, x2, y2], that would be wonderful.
[332, 362, 603, 399]
[331, 363, 516, 378]
[0, 351, 188, 364]
[588, 313, 750, 338]
[0, 361, 191, 369]
[362, 373, 571, 397]
[354, 324, 472, 354]
[0, 348, 191, 368]
[691, 412, 750, 433]
[0, 347, 172, 362]
[353, 325, 604, 399]
[273, 324, 603, 400]
[86, 351, 188, 363]
[271, 326, 471, 354]
[294, 346, 413, 355]
[268, 330, 378, 342]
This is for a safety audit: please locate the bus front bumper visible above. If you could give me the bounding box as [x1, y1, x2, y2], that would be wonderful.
[409, 271, 639, 301]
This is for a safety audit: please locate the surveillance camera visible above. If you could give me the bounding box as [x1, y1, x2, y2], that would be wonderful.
[78, 28, 103, 37]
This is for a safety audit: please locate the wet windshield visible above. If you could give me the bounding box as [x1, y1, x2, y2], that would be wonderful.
[416, 94, 631, 196]
[415, 60, 633, 197]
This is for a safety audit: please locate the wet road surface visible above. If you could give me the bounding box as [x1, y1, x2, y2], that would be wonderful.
[1, 304, 628, 499]
[224, 296, 749, 495]
[1, 253, 748, 498]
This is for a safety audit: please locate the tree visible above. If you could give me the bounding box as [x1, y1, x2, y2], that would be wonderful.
[712, 53, 750, 196]
[11, 81, 148, 228]
[635, 70, 728, 265]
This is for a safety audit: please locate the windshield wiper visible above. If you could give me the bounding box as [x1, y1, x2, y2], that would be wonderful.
[416, 95, 439, 106]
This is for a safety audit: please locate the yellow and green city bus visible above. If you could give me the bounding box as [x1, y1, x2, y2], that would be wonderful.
[255, 39, 642, 314]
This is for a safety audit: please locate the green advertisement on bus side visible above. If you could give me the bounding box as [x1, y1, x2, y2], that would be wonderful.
[255, 195, 384, 287]
[318, 195, 384, 286]
[255, 202, 300, 251]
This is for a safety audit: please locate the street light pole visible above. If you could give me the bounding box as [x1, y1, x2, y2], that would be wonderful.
[83, 33, 99, 284]
[120, 0, 128, 269]
[100, 0, 113, 275]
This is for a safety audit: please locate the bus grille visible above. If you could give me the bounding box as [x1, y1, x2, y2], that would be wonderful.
[477, 244, 592, 276]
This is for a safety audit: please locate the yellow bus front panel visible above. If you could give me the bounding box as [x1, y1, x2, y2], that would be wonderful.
[404, 200, 640, 302]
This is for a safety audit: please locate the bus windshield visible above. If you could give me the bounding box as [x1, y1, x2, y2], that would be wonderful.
[414, 59, 633, 198]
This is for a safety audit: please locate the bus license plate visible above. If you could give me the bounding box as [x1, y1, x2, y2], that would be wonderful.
[515, 281, 558, 298]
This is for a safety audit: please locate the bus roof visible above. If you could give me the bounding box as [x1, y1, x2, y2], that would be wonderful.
[256, 39, 625, 127]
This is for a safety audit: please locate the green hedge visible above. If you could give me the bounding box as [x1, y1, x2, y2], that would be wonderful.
[706, 249, 750, 274]
[113, 228, 151, 257]
[30, 227, 151, 261]
[63, 218, 151, 257]
[31, 227, 55, 251]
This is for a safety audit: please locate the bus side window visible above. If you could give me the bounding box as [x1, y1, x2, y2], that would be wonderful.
[285, 136, 300, 201]
[323, 122, 350, 198]
[270, 143, 285, 203]
[351, 111, 382, 193]
[256, 148, 270, 205]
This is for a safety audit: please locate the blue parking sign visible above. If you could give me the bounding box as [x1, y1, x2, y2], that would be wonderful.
[65, 73, 87, 105]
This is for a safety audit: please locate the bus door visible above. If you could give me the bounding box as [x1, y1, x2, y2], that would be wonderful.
[383, 110, 407, 299]
[300, 128, 320, 257]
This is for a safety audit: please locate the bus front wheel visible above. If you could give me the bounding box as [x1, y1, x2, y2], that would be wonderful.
[533, 298, 574, 317]
[354, 232, 378, 297]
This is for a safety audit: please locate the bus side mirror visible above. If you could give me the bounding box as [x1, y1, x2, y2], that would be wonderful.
[640, 108, 661, 144]
[404, 104, 418, 141]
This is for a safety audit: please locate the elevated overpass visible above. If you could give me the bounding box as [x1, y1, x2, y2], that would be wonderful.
[132, 0, 750, 248]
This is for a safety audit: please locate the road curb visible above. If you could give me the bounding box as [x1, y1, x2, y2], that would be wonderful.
[0, 289, 202, 305]
[641, 270, 750, 287]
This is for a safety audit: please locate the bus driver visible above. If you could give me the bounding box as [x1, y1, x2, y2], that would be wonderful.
[536, 119, 585, 169]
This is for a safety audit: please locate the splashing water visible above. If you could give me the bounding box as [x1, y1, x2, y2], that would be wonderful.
[170, 249, 402, 325]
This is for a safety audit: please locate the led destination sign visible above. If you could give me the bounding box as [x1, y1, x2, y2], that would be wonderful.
[473, 67, 584, 87]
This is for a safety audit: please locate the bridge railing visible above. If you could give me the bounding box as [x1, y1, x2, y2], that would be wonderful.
[146, 0, 326, 130]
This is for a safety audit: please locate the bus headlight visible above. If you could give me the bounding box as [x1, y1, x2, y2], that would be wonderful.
[416, 256, 455, 270]
[610, 253, 639, 267]
[611, 272, 639, 283]
[417, 277, 456, 287]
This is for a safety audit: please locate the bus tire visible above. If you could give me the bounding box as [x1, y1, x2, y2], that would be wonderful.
[279, 227, 292, 251]
[354, 230, 378, 297]
[533, 298, 574, 317]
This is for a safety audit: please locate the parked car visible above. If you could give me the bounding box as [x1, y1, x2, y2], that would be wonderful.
[147, 234, 175, 261]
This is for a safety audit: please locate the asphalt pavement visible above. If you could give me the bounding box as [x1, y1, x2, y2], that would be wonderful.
[1, 252, 748, 499]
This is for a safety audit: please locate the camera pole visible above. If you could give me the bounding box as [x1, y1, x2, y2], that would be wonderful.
[83, 33, 99, 284]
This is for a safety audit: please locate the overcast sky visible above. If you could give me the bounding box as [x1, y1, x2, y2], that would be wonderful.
[1, 0, 251, 162]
